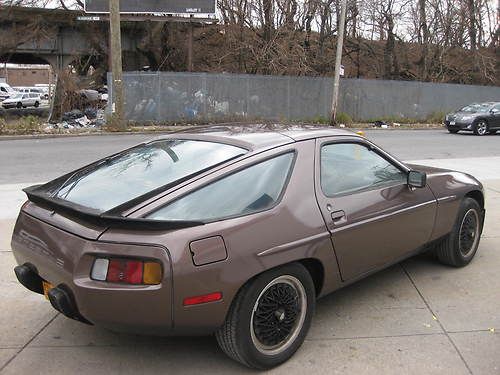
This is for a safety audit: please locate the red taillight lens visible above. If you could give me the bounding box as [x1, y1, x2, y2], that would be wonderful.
[92, 257, 161, 285]
[106, 259, 125, 283]
[125, 260, 143, 284]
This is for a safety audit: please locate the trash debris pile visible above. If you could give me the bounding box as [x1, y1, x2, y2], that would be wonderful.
[44, 108, 106, 131]
[372, 121, 402, 129]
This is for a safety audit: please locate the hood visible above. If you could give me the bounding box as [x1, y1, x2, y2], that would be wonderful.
[407, 163, 483, 196]
[406, 163, 452, 175]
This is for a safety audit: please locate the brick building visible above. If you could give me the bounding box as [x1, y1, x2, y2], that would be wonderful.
[0, 65, 54, 87]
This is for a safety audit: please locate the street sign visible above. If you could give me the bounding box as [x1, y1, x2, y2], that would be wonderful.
[77, 16, 101, 21]
[85, 0, 216, 14]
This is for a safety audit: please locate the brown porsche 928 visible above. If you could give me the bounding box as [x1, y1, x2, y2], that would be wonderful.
[12, 125, 485, 369]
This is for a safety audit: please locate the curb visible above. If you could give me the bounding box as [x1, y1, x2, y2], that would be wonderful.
[0, 131, 174, 141]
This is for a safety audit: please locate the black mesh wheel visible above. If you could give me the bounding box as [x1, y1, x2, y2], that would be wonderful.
[435, 197, 483, 267]
[216, 263, 315, 369]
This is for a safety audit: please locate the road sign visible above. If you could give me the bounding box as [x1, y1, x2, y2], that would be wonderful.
[85, 0, 216, 14]
[77, 16, 101, 21]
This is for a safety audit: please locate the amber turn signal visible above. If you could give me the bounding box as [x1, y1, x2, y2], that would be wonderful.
[143, 262, 162, 285]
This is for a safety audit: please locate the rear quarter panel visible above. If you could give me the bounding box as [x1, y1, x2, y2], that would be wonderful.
[100, 140, 342, 333]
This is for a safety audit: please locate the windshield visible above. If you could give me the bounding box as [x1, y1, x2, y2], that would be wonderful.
[9, 93, 23, 99]
[459, 103, 492, 113]
[45, 139, 246, 212]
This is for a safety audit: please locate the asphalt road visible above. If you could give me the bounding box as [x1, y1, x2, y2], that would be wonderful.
[1, 129, 500, 184]
[1, 128, 499, 374]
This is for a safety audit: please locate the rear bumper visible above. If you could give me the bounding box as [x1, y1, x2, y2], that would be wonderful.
[14, 264, 91, 324]
[11, 212, 174, 335]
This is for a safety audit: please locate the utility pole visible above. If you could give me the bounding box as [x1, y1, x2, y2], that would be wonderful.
[330, 0, 347, 125]
[187, 20, 193, 72]
[109, 0, 125, 130]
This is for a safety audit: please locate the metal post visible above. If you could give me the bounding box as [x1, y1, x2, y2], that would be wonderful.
[187, 20, 193, 72]
[48, 65, 52, 100]
[330, 0, 347, 125]
[109, 0, 125, 130]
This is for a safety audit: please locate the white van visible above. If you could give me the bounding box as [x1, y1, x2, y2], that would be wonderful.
[15, 86, 49, 100]
[0, 83, 15, 101]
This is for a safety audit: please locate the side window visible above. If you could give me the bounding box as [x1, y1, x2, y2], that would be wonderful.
[148, 152, 295, 222]
[493, 104, 500, 112]
[321, 143, 406, 196]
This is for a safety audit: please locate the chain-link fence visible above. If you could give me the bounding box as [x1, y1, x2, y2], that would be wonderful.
[109, 72, 500, 123]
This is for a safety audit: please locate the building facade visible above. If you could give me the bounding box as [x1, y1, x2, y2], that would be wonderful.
[0, 65, 54, 87]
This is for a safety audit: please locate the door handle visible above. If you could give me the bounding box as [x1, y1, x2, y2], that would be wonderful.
[331, 210, 346, 222]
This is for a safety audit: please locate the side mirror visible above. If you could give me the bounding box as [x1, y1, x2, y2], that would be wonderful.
[408, 170, 427, 188]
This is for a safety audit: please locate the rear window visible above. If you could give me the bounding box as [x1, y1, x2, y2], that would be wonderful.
[48, 139, 246, 212]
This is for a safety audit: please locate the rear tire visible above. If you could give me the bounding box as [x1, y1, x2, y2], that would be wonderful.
[16, 102, 22, 109]
[448, 128, 459, 134]
[473, 120, 488, 136]
[216, 263, 315, 369]
[34, 101, 39, 108]
[435, 197, 483, 267]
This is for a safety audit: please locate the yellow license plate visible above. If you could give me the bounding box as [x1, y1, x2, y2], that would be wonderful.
[42, 281, 53, 300]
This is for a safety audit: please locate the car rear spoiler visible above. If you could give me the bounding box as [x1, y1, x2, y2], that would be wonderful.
[23, 185, 204, 231]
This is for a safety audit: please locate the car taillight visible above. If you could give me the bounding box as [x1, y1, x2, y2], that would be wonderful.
[91, 257, 162, 285]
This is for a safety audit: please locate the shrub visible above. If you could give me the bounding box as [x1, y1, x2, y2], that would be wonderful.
[335, 112, 353, 125]
[426, 111, 446, 124]
[17, 116, 42, 134]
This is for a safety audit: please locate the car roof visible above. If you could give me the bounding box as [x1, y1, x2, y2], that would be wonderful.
[156, 124, 361, 151]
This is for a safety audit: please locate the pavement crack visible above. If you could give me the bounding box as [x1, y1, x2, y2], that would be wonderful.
[0, 313, 59, 373]
[400, 264, 474, 375]
[306, 332, 445, 341]
[486, 186, 500, 194]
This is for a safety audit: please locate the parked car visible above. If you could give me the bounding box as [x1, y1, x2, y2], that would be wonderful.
[0, 82, 16, 101]
[35, 84, 55, 100]
[13, 86, 49, 100]
[1, 92, 41, 109]
[445, 101, 500, 135]
[12, 125, 485, 369]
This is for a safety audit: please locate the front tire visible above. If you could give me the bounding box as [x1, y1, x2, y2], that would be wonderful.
[435, 197, 483, 267]
[473, 120, 488, 136]
[448, 128, 459, 134]
[216, 263, 315, 369]
[34, 101, 40, 108]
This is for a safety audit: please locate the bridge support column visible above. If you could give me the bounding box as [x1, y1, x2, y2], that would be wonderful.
[42, 55, 73, 72]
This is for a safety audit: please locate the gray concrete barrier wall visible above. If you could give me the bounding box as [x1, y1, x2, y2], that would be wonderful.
[109, 72, 500, 123]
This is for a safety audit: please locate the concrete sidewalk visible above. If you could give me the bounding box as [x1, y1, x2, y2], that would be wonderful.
[0, 182, 498, 374]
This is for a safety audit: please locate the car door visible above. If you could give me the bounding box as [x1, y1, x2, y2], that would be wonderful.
[0, 86, 7, 100]
[315, 138, 437, 281]
[490, 104, 500, 128]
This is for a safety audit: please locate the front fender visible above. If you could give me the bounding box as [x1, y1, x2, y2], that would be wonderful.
[408, 164, 484, 240]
